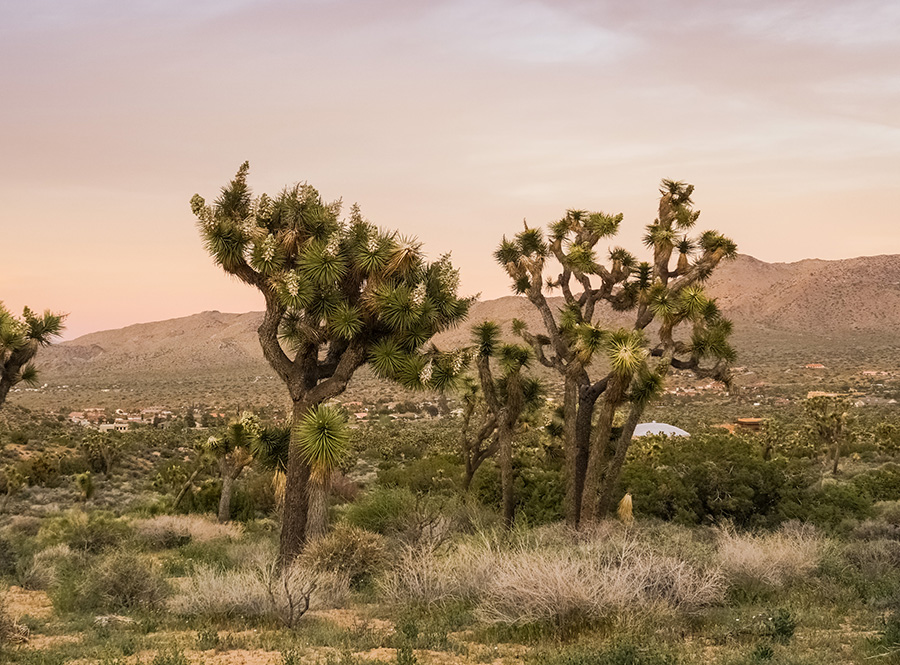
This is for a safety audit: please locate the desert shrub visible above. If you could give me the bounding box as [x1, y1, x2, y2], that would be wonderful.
[379, 542, 496, 608]
[132, 514, 243, 549]
[838, 539, 900, 605]
[169, 561, 347, 620]
[477, 547, 723, 626]
[717, 523, 825, 593]
[850, 464, 900, 502]
[471, 461, 565, 526]
[381, 535, 722, 626]
[52, 549, 168, 613]
[622, 433, 802, 527]
[19, 544, 79, 590]
[345, 487, 417, 534]
[377, 454, 461, 494]
[0, 588, 29, 646]
[0, 536, 17, 579]
[303, 525, 388, 588]
[15, 453, 61, 487]
[783, 482, 874, 527]
[37, 510, 133, 553]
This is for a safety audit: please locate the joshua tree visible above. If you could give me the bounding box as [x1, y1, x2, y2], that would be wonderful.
[201, 413, 259, 522]
[805, 396, 852, 475]
[495, 180, 736, 526]
[0, 303, 65, 409]
[464, 321, 543, 525]
[193, 164, 470, 561]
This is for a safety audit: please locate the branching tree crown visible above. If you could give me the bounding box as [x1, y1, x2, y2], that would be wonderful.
[192, 164, 471, 560]
[495, 180, 737, 525]
[0, 303, 65, 409]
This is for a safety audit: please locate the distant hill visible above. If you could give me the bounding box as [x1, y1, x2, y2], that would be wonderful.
[20, 254, 900, 409]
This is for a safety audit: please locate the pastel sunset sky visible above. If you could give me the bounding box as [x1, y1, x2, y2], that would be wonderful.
[3, 0, 898, 339]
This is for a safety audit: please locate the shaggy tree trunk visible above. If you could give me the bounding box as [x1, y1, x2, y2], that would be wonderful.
[596, 400, 645, 519]
[218, 473, 235, 523]
[832, 441, 841, 475]
[280, 400, 312, 565]
[173, 468, 201, 512]
[581, 378, 626, 522]
[499, 421, 515, 528]
[306, 472, 330, 540]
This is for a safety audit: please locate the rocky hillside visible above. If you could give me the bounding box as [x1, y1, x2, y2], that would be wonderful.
[20, 254, 900, 408]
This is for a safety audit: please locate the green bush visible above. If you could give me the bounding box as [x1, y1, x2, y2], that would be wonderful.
[471, 460, 564, 526]
[304, 525, 388, 589]
[38, 511, 134, 553]
[377, 455, 461, 493]
[345, 487, 417, 534]
[621, 433, 800, 527]
[850, 464, 900, 502]
[526, 643, 679, 665]
[52, 549, 168, 613]
[783, 482, 874, 528]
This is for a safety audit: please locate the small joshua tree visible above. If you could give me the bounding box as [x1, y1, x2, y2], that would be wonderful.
[495, 180, 737, 526]
[193, 164, 470, 561]
[201, 413, 259, 523]
[0, 303, 65, 409]
[805, 396, 853, 475]
[465, 321, 543, 526]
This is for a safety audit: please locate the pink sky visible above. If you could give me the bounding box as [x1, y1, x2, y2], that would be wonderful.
[2, 0, 898, 340]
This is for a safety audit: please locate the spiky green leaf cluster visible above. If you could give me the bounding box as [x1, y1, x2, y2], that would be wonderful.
[192, 164, 472, 389]
[295, 405, 350, 473]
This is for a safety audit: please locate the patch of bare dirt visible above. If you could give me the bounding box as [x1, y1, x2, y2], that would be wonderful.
[5, 586, 52, 619]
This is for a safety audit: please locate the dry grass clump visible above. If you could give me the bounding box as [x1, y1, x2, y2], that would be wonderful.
[169, 561, 348, 621]
[132, 514, 243, 548]
[477, 546, 723, 625]
[380, 529, 723, 625]
[378, 541, 496, 607]
[0, 588, 29, 646]
[717, 523, 826, 590]
[19, 544, 77, 590]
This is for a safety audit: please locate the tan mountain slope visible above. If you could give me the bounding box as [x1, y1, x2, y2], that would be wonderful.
[35, 254, 900, 385]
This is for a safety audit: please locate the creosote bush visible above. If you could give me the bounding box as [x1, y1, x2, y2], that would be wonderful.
[51, 549, 168, 613]
[37, 510, 133, 553]
[302, 524, 388, 589]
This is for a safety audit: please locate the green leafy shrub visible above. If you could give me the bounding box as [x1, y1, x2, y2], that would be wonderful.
[850, 464, 900, 502]
[38, 510, 133, 553]
[52, 549, 168, 613]
[345, 487, 417, 534]
[377, 455, 461, 494]
[471, 460, 564, 526]
[303, 524, 388, 588]
[621, 433, 802, 527]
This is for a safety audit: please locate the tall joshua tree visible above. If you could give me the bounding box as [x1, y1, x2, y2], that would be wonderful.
[0, 304, 65, 410]
[495, 180, 737, 526]
[193, 164, 470, 562]
[464, 321, 543, 525]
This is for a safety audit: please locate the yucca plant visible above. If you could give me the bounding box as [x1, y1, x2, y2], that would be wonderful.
[0, 303, 65, 410]
[192, 165, 471, 560]
[495, 180, 737, 525]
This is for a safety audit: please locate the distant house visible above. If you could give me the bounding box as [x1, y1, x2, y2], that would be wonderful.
[805, 363, 826, 369]
[633, 422, 690, 437]
[736, 417, 765, 432]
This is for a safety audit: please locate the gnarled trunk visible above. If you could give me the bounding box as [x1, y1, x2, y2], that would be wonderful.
[306, 472, 330, 540]
[280, 401, 312, 565]
[218, 473, 235, 523]
[596, 400, 644, 519]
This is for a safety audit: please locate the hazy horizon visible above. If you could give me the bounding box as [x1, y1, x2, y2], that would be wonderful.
[3, 0, 898, 339]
